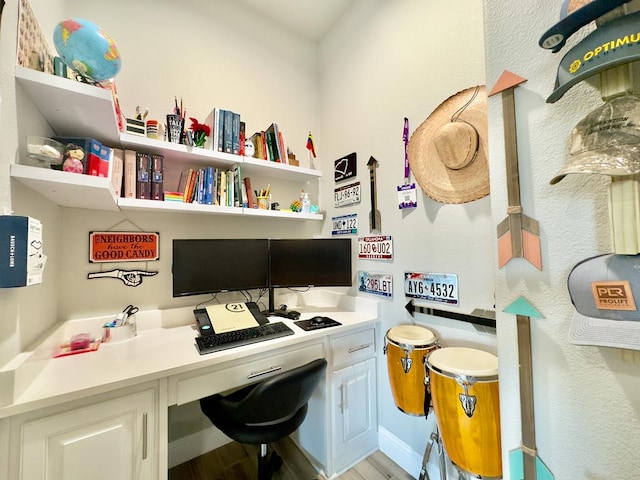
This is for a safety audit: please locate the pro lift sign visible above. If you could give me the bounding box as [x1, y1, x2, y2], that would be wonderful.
[89, 231, 160, 263]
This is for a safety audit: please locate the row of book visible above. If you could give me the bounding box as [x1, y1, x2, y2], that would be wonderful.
[203, 108, 292, 165]
[204, 108, 245, 156]
[246, 123, 292, 164]
[112, 150, 165, 200]
[171, 165, 257, 208]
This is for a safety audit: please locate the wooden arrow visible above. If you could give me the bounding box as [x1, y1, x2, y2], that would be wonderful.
[368, 156, 382, 233]
[504, 296, 554, 480]
[489, 71, 542, 270]
[405, 299, 496, 329]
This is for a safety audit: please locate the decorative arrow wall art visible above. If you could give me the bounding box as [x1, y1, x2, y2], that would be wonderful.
[405, 299, 496, 329]
[504, 296, 554, 480]
[489, 71, 542, 270]
[368, 156, 382, 233]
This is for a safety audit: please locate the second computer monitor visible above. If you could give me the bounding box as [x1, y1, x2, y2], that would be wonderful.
[269, 238, 352, 288]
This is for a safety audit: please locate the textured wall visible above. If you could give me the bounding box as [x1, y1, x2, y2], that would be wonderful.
[485, 1, 640, 478]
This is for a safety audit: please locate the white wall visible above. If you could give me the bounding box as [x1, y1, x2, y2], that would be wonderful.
[318, 0, 494, 475]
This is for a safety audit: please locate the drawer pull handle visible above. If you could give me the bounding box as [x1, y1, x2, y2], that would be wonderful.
[142, 413, 148, 460]
[248, 365, 282, 379]
[348, 344, 372, 354]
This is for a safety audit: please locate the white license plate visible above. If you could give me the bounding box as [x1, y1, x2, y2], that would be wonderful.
[358, 236, 393, 260]
[332, 214, 358, 235]
[358, 271, 393, 297]
[404, 272, 459, 305]
[334, 181, 361, 207]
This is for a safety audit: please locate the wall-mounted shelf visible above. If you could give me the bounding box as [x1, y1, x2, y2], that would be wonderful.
[10, 164, 119, 211]
[13, 66, 323, 220]
[15, 66, 120, 146]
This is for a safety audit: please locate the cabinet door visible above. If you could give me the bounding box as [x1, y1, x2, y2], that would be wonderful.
[20, 389, 156, 480]
[331, 357, 377, 473]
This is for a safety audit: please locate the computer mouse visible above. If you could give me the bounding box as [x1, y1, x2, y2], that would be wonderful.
[310, 316, 326, 325]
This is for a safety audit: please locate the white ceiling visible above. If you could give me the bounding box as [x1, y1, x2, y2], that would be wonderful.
[234, 0, 354, 41]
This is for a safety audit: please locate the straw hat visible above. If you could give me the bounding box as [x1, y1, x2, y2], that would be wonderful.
[408, 85, 489, 204]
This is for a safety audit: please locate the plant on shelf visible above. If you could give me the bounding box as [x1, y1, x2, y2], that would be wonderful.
[189, 117, 211, 148]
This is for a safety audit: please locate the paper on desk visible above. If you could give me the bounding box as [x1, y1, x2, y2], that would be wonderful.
[206, 303, 260, 333]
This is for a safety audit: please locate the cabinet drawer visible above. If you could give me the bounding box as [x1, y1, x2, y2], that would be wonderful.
[171, 342, 324, 405]
[331, 328, 375, 369]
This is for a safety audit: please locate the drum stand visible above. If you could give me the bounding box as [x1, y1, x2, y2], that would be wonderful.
[418, 426, 447, 480]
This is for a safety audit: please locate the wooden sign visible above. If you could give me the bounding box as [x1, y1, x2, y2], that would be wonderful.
[89, 231, 159, 263]
[334, 152, 357, 182]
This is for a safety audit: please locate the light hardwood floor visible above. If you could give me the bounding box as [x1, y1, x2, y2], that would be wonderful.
[168, 437, 415, 480]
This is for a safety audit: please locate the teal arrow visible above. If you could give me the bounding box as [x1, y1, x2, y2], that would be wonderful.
[504, 296, 554, 480]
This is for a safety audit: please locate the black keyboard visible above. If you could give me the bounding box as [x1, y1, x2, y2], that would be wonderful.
[195, 321, 295, 355]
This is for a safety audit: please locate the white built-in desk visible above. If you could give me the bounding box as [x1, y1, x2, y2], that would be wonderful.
[0, 296, 379, 480]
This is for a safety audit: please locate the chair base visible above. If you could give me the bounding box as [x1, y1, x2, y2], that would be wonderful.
[258, 443, 283, 480]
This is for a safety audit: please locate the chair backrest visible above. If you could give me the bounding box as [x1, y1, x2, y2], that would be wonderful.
[227, 358, 327, 425]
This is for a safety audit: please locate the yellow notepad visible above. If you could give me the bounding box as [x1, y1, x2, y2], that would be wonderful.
[206, 303, 260, 333]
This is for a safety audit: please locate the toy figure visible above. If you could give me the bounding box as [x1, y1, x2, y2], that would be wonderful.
[62, 144, 85, 173]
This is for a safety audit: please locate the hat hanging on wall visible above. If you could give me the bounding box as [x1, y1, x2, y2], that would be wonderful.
[408, 85, 489, 204]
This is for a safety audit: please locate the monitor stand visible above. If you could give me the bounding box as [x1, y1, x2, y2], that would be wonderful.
[262, 287, 301, 320]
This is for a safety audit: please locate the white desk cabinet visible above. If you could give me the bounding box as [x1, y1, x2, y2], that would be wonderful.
[8, 385, 157, 480]
[329, 328, 378, 475]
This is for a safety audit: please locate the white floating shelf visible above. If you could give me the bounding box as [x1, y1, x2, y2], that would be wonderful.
[117, 198, 243, 215]
[10, 164, 119, 211]
[242, 157, 322, 181]
[15, 66, 120, 146]
[119, 134, 241, 168]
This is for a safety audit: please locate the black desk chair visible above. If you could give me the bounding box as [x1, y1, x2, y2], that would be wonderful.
[200, 358, 328, 480]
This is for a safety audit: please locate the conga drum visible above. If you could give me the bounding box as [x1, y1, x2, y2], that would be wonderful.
[384, 325, 439, 416]
[426, 347, 502, 478]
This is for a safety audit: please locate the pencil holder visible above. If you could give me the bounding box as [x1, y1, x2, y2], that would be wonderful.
[166, 114, 184, 144]
[102, 320, 136, 343]
[257, 196, 270, 210]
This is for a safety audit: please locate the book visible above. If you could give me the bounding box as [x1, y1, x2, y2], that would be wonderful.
[223, 110, 233, 153]
[217, 109, 225, 153]
[123, 149, 137, 198]
[135, 152, 151, 200]
[278, 131, 288, 165]
[219, 170, 227, 207]
[111, 148, 124, 197]
[232, 112, 241, 155]
[265, 123, 283, 162]
[205, 166, 215, 205]
[204, 108, 222, 152]
[264, 129, 276, 162]
[151, 154, 164, 201]
[233, 164, 242, 207]
[177, 168, 192, 201]
[239, 121, 246, 156]
[244, 177, 255, 208]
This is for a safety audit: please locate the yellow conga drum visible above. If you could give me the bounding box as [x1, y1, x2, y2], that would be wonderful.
[426, 347, 501, 478]
[384, 325, 439, 416]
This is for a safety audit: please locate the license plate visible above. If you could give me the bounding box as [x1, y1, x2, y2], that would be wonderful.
[334, 181, 361, 207]
[404, 272, 459, 305]
[358, 271, 393, 297]
[332, 214, 358, 235]
[358, 236, 393, 260]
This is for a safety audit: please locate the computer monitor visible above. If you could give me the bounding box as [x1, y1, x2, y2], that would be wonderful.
[269, 238, 353, 288]
[172, 239, 269, 297]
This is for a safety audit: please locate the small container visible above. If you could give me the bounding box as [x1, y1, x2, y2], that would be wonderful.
[257, 196, 270, 210]
[103, 318, 136, 343]
[25, 136, 64, 168]
[301, 192, 311, 214]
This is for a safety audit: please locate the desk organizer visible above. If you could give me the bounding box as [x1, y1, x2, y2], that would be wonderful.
[102, 322, 136, 343]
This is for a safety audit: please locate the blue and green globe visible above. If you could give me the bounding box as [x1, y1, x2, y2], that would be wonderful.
[53, 18, 121, 82]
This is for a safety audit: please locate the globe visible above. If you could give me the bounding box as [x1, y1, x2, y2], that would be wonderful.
[53, 18, 121, 82]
